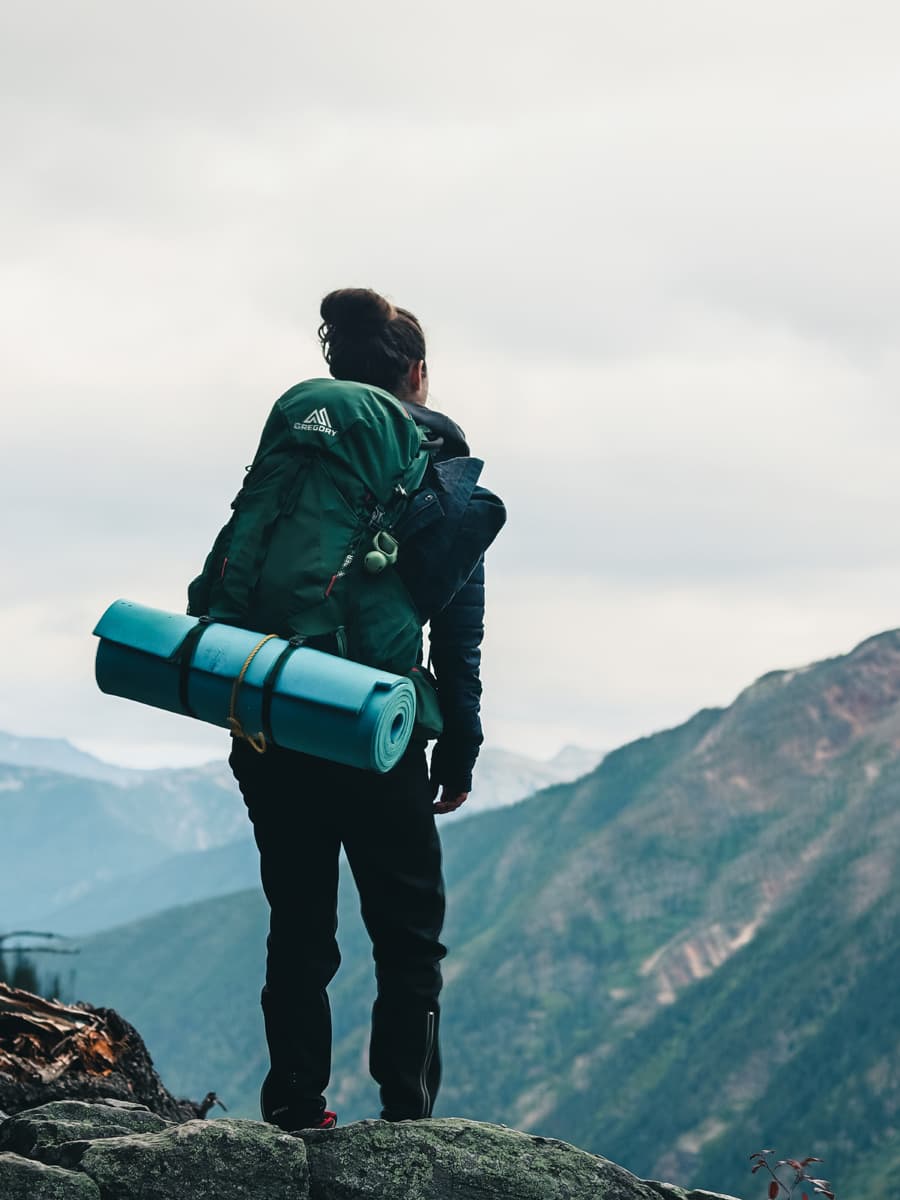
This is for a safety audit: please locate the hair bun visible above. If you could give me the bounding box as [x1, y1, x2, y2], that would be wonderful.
[319, 288, 396, 336]
[317, 286, 425, 391]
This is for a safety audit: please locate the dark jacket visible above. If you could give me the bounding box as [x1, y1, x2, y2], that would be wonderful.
[398, 402, 505, 794]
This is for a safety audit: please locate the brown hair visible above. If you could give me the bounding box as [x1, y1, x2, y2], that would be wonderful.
[318, 288, 426, 395]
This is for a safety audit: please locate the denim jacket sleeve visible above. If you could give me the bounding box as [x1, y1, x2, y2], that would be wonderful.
[427, 556, 486, 794]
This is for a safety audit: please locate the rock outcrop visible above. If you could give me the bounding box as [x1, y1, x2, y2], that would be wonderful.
[0, 1099, 743, 1200]
[0, 983, 210, 1121]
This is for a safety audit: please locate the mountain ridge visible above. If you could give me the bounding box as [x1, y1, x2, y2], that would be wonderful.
[63, 627, 900, 1199]
[10, 628, 900, 1198]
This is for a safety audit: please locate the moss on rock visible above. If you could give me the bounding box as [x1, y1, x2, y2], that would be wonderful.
[299, 1117, 665, 1200]
[0, 1097, 170, 1163]
[0, 1151, 101, 1199]
[0, 1100, 744, 1200]
[79, 1117, 309, 1200]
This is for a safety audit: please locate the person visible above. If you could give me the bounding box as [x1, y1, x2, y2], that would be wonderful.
[226, 287, 500, 1131]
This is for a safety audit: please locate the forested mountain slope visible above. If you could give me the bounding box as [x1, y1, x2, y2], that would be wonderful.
[70, 630, 900, 1199]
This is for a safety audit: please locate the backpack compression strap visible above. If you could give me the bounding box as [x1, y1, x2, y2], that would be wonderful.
[176, 616, 213, 718]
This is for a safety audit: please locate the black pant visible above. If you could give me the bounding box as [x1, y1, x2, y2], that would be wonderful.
[230, 737, 446, 1122]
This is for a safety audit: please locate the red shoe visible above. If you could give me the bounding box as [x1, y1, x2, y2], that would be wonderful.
[260, 1070, 337, 1131]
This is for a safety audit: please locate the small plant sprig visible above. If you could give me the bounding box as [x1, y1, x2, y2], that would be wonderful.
[749, 1149, 835, 1200]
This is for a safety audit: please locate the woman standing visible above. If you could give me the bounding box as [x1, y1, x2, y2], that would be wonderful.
[226, 288, 499, 1130]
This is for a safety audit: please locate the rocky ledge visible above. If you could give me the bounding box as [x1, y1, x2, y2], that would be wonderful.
[0, 1098, 743, 1200]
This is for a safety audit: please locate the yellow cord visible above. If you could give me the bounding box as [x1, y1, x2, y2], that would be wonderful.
[227, 634, 278, 754]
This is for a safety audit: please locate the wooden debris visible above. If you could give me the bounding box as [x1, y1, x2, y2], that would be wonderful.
[0, 982, 213, 1121]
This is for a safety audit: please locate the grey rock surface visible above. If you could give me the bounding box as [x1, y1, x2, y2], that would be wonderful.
[0, 1151, 101, 1199]
[0, 1099, 743, 1200]
[687, 1192, 745, 1199]
[0, 1098, 170, 1163]
[645, 1187, 743, 1200]
[79, 1117, 309, 1200]
[94, 1098, 161, 1113]
[299, 1117, 664, 1200]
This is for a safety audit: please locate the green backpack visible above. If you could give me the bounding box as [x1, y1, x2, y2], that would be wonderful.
[187, 377, 442, 736]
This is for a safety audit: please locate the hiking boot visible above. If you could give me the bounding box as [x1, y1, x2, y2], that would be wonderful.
[260, 1070, 336, 1132]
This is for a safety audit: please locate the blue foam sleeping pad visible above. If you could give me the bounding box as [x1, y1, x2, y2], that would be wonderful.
[93, 599, 416, 773]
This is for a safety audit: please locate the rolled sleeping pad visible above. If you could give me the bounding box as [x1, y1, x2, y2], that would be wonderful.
[92, 599, 417, 773]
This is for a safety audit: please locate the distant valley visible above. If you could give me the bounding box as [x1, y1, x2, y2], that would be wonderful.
[0, 733, 602, 933]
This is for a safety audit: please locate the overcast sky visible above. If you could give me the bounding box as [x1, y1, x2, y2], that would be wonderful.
[3, 1, 900, 769]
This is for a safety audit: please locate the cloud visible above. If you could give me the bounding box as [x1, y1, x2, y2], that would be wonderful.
[3, 1, 900, 762]
[479, 566, 900, 757]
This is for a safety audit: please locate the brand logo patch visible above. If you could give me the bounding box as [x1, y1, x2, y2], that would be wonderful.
[294, 408, 337, 436]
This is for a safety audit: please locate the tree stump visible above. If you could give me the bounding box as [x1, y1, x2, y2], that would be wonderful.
[0, 983, 212, 1121]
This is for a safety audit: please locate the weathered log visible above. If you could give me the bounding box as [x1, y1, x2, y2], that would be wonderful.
[0, 983, 217, 1121]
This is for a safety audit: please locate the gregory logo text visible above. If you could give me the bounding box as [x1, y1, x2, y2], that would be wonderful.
[295, 408, 337, 436]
